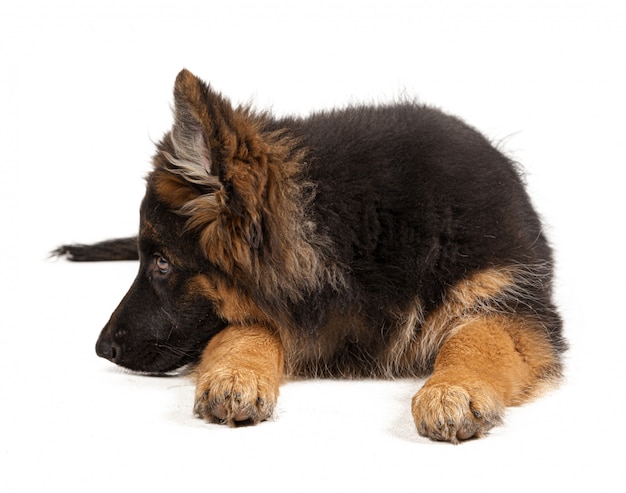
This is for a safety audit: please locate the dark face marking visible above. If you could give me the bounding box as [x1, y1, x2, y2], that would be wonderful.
[95, 187, 226, 373]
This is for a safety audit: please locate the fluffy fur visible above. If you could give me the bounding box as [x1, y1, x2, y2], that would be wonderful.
[56, 69, 566, 443]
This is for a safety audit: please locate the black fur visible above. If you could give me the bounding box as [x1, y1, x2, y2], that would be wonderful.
[261, 104, 563, 347]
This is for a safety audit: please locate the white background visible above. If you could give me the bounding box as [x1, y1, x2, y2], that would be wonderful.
[1, 0, 624, 491]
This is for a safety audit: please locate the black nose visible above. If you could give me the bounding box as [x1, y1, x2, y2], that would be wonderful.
[96, 337, 121, 363]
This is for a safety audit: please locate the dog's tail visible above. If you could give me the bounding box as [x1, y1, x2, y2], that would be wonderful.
[52, 237, 139, 261]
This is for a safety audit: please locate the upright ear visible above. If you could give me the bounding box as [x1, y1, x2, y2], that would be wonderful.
[171, 69, 237, 176]
[170, 69, 209, 174]
[168, 69, 269, 252]
[162, 70, 310, 284]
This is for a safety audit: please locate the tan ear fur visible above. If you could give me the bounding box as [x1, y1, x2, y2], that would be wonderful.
[156, 70, 337, 304]
[167, 69, 268, 254]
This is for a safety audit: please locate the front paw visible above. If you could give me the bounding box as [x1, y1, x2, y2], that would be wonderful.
[194, 367, 278, 426]
[412, 383, 504, 443]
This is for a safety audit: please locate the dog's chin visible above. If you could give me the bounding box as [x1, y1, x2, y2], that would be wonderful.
[101, 351, 199, 376]
[124, 363, 195, 378]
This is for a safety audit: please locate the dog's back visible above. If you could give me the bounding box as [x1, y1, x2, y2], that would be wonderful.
[258, 104, 563, 375]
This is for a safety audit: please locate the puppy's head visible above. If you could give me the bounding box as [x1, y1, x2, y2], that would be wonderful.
[95, 69, 240, 373]
[95, 184, 227, 373]
[96, 69, 310, 373]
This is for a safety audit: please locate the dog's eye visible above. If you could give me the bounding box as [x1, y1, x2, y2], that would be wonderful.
[154, 254, 170, 275]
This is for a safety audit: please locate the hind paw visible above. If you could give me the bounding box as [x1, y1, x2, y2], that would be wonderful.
[412, 383, 504, 443]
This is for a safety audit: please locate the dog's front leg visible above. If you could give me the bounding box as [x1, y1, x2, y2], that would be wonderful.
[193, 324, 284, 426]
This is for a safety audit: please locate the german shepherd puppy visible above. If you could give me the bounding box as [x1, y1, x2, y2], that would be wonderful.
[56, 69, 566, 443]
